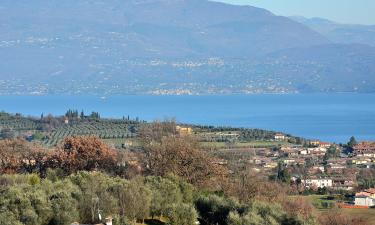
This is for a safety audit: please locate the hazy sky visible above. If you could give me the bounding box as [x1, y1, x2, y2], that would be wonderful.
[216, 0, 375, 25]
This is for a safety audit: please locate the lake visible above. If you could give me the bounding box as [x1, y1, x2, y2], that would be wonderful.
[0, 94, 374, 143]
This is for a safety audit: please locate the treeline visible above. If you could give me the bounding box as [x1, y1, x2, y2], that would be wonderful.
[0, 172, 368, 225]
[0, 135, 225, 187]
[192, 124, 306, 143]
[0, 172, 197, 225]
[64, 109, 100, 120]
[0, 172, 320, 225]
[0, 137, 118, 176]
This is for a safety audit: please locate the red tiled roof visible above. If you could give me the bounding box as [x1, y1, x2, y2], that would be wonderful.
[356, 192, 371, 197]
[356, 188, 375, 197]
[354, 142, 375, 152]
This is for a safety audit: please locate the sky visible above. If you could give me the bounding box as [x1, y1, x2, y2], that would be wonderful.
[216, 0, 375, 25]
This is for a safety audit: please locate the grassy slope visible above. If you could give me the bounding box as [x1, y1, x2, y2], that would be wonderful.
[296, 195, 375, 225]
[201, 140, 291, 148]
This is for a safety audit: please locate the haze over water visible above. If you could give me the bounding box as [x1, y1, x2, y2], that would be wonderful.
[1, 94, 374, 143]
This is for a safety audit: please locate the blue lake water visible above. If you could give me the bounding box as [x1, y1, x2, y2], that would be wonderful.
[0, 94, 374, 143]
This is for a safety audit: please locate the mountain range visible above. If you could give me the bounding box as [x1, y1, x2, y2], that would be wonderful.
[290, 16, 375, 47]
[0, 0, 374, 95]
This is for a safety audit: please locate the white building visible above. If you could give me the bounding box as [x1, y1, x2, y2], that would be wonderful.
[355, 196, 375, 207]
[299, 149, 308, 155]
[274, 133, 286, 141]
[302, 178, 333, 189]
[355, 189, 375, 207]
[283, 159, 296, 165]
[307, 147, 327, 156]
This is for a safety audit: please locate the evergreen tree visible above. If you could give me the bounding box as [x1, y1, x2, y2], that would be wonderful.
[347, 136, 357, 148]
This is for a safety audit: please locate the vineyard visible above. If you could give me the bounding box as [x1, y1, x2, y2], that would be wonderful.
[0, 111, 144, 146]
[0, 112, 40, 131]
[0, 118, 39, 131]
[44, 120, 140, 146]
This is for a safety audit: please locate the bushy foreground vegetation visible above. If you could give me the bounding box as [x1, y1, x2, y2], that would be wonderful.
[0, 171, 322, 225]
[0, 172, 196, 225]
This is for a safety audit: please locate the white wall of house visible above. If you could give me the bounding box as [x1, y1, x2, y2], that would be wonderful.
[355, 197, 375, 207]
[303, 179, 333, 188]
[275, 135, 285, 141]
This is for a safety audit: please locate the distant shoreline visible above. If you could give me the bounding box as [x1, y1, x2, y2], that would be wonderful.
[0, 92, 374, 97]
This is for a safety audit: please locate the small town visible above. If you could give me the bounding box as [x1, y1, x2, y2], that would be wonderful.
[197, 129, 375, 207]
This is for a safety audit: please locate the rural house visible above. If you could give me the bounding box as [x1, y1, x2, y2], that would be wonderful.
[355, 189, 375, 207]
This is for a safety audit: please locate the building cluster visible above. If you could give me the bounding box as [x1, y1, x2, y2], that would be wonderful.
[300, 176, 355, 191]
[344, 142, 375, 169]
[245, 139, 375, 196]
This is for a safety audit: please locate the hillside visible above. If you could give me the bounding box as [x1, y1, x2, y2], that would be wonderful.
[0, 0, 327, 59]
[264, 44, 375, 92]
[0, 0, 374, 94]
[291, 16, 375, 47]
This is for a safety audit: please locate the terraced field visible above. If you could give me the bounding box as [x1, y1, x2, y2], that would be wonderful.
[45, 120, 139, 146]
[0, 117, 39, 131]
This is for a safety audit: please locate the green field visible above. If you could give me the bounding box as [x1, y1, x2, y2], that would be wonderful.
[294, 195, 335, 209]
[295, 195, 375, 224]
[201, 140, 291, 149]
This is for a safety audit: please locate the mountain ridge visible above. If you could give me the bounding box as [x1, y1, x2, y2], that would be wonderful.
[0, 0, 374, 94]
[290, 16, 375, 47]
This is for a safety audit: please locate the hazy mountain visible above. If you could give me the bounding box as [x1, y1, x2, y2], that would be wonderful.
[0, 0, 374, 94]
[265, 43, 375, 92]
[291, 16, 375, 47]
[0, 0, 328, 59]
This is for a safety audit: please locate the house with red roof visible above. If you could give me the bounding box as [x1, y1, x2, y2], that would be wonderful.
[355, 188, 375, 207]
